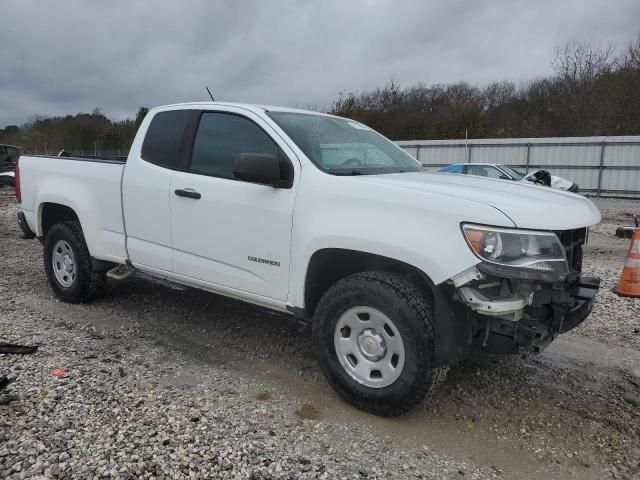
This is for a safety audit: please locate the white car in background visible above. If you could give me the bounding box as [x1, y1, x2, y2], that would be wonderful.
[438, 163, 579, 192]
[0, 144, 21, 185]
[0, 170, 15, 187]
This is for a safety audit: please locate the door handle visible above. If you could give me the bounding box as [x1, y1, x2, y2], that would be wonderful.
[174, 188, 201, 199]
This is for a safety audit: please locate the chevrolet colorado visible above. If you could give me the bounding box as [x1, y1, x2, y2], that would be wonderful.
[15, 102, 601, 415]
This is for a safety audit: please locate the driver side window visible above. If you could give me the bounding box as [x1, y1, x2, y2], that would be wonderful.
[190, 112, 280, 179]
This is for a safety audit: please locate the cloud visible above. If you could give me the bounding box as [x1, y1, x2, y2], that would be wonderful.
[1, 0, 638, 127]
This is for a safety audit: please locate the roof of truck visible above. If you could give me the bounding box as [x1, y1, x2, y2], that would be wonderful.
[154, 102, 336, 117]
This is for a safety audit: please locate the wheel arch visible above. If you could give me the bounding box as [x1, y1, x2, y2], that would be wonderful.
[39, 202, 81, 238]
[303, 248, 436, 318]
[302, 248, 471, 367]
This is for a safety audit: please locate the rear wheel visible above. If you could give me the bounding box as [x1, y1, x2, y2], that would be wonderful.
[44, 221, 106, 303]
[313, 271, 448, 416]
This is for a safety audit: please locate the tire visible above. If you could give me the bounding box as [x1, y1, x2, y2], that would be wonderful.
[313, 271, 448, 416]
[43, 221, 106, 303]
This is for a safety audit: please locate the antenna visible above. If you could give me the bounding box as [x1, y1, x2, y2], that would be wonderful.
[205, 86, 215, 102]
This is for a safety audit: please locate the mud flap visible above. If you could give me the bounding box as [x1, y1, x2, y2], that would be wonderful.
[432, 283, 473, 366]
[17, 211, 35, 239]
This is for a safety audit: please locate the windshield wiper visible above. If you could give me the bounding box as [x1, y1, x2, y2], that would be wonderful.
[326, 169, 366, 176]
[325, 167, 420, 176]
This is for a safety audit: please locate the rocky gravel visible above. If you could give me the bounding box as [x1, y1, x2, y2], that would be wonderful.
[0, 306, 488, 480]
[1, 188, 640, 479]
[575, 198, 640, 350]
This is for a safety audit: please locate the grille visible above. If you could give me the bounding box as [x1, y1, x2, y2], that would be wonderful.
[555, 227, 587, 274]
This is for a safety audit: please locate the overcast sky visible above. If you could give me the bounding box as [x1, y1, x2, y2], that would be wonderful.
[1, 0, 638, 127]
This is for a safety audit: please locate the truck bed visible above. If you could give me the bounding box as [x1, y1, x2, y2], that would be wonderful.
[31, 154, 127, 164]
[58, 154, 127, 163]
[18, 154, 128, 264]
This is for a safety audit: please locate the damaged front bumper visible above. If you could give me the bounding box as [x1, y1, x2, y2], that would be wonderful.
[430, 225, 599, 364]
[551, 276, 600, 333]
[452, 267, 600, 355]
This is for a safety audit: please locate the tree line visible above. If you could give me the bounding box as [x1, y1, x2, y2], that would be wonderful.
[0, 108, 148, 155]
[331, 35, 640, 139]
[1, 35, 639, 154]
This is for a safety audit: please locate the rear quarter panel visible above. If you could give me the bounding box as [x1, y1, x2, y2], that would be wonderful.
[19, 155, 127, 263]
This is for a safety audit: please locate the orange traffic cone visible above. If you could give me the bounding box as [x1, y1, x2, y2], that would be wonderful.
[613, 228, 640, 298]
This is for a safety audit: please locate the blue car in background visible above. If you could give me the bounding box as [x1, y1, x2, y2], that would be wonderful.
[438, 163, 578, 192]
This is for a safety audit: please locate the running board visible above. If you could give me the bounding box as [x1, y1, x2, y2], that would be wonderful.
[106, 265, 136, 281]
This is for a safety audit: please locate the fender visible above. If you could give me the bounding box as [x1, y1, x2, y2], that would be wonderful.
[287, 167, 515, 310]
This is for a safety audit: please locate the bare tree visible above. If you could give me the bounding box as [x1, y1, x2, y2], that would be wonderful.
[553, 40, 614, 87]
[619, 33, 640, 70]
[483, 81, 517, 110]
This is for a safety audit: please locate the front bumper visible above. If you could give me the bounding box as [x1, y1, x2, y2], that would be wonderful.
[552, 276, 599, 333]
[433, 225, 598, 361]
[431, 273, 600, 365]
[460, 274, 600, 355]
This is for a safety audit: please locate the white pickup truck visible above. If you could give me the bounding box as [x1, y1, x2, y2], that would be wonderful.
[15, 102, 601, 415]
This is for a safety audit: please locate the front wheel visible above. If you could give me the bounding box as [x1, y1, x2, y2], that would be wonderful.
[313, 271, 448, 416]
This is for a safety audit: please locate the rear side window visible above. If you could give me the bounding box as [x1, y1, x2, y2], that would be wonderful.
[141, 110, 191, 168]
[190, 112, 279, 179]
[467, 165, 504, 179]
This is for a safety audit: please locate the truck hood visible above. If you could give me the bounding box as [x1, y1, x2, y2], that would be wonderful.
[353, 171, 601, 230]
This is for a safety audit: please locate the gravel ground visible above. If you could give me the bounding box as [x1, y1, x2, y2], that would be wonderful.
[1, 188, 640, 479]
[575, 197, 640, 350]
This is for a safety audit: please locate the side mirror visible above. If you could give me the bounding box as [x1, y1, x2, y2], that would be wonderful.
[233, 152, 293, 188]
[499, 175, 510, 180]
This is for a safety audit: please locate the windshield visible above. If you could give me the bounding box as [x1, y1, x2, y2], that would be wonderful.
[502, 166, 526, 180]
[267, 112, 422, 175]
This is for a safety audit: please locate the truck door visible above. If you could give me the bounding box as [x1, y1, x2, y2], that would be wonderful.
[122, 109, 193, 272]
[169, 109, 298, 301]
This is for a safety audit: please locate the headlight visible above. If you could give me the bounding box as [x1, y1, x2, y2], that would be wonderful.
[462, 224, 569, 281]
